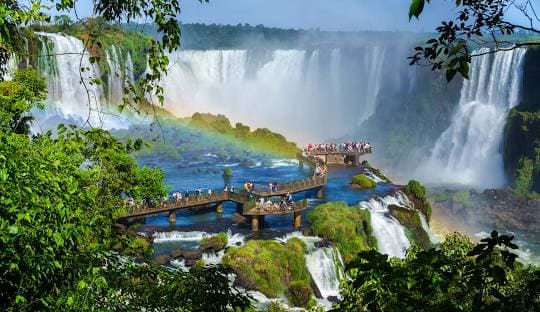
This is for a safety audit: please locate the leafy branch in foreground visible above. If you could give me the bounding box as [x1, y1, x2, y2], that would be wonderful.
[408, 0, 540, 81]
[337, 231, 540, 311]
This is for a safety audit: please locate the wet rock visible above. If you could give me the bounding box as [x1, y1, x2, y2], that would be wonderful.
[184, 259, 198, 267]
[327, 296, 340, 303]
[182, 250, 203, 261]
[170, 248, 183, 259]
[314, 239, 334, 248]
[154, 255, 172, 265]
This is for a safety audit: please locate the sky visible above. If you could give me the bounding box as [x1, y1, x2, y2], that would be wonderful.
[49, 0, 530, 33]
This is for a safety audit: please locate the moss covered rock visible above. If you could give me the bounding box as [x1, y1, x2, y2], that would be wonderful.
[307, 202, 377, 264]
[351, 174, 376, 189]
[200, 232, 228, 252]
[286, 280, 314, 308]
[222, 238, 311, 298]
[404, 180, 432, 221]
[389, 205, 431, 249]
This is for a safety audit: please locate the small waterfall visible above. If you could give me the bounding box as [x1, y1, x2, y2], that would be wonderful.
[360, 193, 412, 258]
[422, 48, 526, 188]
[305, 247, 344, 300]
[226, 230, 246, 247]
[105, 45, 124, 105]
[202, 250, 225, 265]
[418, 213, 438, 243]
[1, 54, 17, 80]
[153, 230, 208, 243]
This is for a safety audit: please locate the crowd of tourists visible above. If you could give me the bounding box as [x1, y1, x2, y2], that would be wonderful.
[304, 142, 372, 153]
[257, 192, 294, 211]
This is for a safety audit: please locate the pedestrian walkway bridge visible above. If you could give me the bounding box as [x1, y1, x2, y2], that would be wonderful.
[119, 148, 370, 231]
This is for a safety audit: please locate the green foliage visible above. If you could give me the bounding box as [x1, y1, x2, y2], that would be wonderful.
[0, 68, 250, 310]
[409, 0, 540, 81]
[404, 179, 432, 220]
[222, 238, 311, 298]
[351, 174, 376, 189]
[286, 280, 314, 308]
[308, 202, 376, 263]
[223, 167, 233, 177]
[189, 113, 299, 157]
[512, 157, 537, 197]
[0, 67, 46, 134]
[266, 301, 288, 312]
[337, 231, 540, 312]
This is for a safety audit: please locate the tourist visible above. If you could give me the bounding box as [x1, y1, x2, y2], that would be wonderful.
[208, 189, 212, 196]
[268, 183, 273, 193]
[244, 182, 249, 192]
[231, 185, 235, 193]
[259, 197, 265, 206]
[224, 185, 228, 193]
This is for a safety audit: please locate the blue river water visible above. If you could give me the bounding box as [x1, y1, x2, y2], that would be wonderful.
[137, 153, 396, 234]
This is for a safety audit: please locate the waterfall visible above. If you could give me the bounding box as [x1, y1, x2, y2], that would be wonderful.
[305, 247, 344, 300]
[153, 230, 209, 243]
[422, 48, 526, 188]
[106, 45, 124, 105]
[154, 46, 401, 143]
[275, 231, 344, 303]
[359, 46, 387, 124]
[360, 192, 412, 258]
[36, 32, 105, 127]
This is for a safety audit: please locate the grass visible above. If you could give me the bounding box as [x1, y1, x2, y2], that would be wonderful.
[352, 174, 376, 189]
[222, 238, 311, 299]
[307, 202, 377, 264]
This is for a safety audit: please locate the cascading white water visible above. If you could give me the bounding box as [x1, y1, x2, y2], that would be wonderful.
[305, 247, 343, 300]
[153, 230, 209, 243]
[275, 231, 344, 304]
[155, 46, 397, 143]
[360, 192, 412, 258]
[421, 48, 526, 188]
[359, 46, 386, 123]
[106, 46, 124, 106]
[36, 32, 105, 127]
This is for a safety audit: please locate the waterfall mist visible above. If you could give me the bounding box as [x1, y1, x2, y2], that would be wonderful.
[156, 39, 414, 143]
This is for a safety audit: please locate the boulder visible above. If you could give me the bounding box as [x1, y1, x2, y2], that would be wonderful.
[327, 296, 340, 303]
[170, 248, 183, 259]
[183, 250, 203, 261]
[154, 255, 172, 265]
[200, 234, 227, 252]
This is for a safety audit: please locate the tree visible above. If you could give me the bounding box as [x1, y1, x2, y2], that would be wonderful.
[408, 0, 540, 81]
[0, 68, 252, 311]
[337, 231, 540, 311]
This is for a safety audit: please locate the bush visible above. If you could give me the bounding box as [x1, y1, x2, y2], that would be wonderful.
[200, 232, 228, 252]
[308, 202, 376, 263]
[404, 180, 432, 220]
[223, 167, 233, 177]
[222, 239, 310, 298]
[352, 174, 376, 189]
[286, 280, 313, 308]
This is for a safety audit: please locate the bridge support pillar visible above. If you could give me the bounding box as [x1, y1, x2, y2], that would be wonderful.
[294, 211, 301, 228]
[168, 210, 176, 225]
[316, 187, 324, 199]
[251, 216, 260, 232]
[299, 160, 304, 169]
[216, 202, 223, 213]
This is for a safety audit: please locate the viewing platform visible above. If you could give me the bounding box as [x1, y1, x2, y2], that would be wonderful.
[119, 143, 371, 232]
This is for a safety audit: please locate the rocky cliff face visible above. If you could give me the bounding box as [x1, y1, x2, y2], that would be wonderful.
[504, 47, 540, 195]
